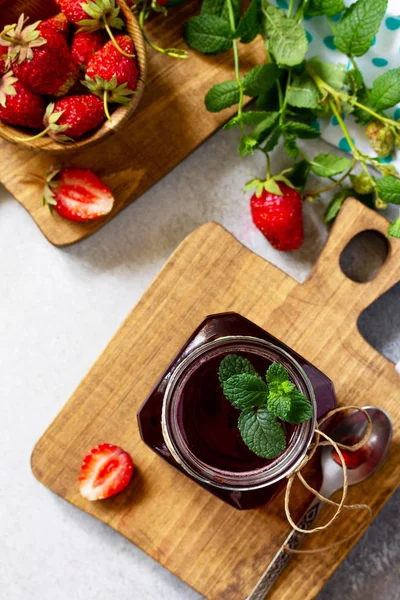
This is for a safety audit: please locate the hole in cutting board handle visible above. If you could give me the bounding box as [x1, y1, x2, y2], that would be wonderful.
[357, 282, 400, 365]
[339, 230, 389, 283]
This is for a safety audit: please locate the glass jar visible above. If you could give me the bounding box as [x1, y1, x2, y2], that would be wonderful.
[137, 313, 337, 510]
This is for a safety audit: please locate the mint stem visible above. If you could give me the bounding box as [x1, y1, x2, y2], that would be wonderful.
[226, 0, 245, 134]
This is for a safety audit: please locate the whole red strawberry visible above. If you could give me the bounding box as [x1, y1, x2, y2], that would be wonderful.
[43, 94, 105, 140]
[84, 35, 138, 118]
[0, 57, 6, 73]
[71, 31, 107, 69]
[0, 15, 78, 97]
[43, 167, 115, 221]
[55, 0, 123, 30]
[250, 182, 304, 251]
[39, 13, 69, 38]
[0, 72, 46, 129]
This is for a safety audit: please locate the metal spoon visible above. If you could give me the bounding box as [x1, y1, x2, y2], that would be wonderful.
[247, 406, 392, 600]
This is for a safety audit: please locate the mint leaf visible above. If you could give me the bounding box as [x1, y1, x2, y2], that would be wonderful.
[184, 15, 232, 54]
[222, 374, 269, 409]
[334, 0, 387, 57]
[267, 390, 291, 420]
[286, 74, 320, 109]
[243, 64, 280, 97]
[242, 111, 276, 126]
[324, 188, 348, 223]
[308, 57, 346, 92]
[236, 0, 261, 43]
[238, 407, 286, 459]
[369, 68, 400, 112]
[284, 135, 299, 160]
[376, 176, 400, 205]
[219, 354, 257, 383]
[266, 362, 288, 384]
[288, 160, 310, 191]
[284, 121, 321, 139]
[262, 125, 282, 152]
[201, 0, 241, 23]
[306, 0, 344, 17]
[205, 81, 240, 112]
[263, 5, 308, 67]
[310, 154, 352, 177]
[388, 217, 400, 239]
[285, 391, 313, 424]
[251, 111, 279, 140]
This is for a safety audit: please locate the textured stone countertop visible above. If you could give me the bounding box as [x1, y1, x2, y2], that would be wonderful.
[1, 127, 399, 600]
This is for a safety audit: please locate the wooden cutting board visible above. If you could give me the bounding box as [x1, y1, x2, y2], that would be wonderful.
[0, 0, 264, 246]
[31, 198, 400, 600]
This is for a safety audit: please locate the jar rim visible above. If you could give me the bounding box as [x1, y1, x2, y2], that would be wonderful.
[161, 335, 316, 491]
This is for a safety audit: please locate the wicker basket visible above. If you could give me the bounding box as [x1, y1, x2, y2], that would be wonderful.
[0, 0, 147, 153]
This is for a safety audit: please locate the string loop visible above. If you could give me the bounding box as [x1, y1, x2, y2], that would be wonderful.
[284, 406, 373, 554]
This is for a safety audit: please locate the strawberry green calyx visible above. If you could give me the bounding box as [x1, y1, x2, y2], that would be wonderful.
[14, 103, 73, 143]
[244, 171, 296, 198]
[0, 71, 17, 107]
[0, 14, 46, 68]
[78, 0, 124, 32]
[42, 166, 61, 212]
[78, 0, 134, 58]
[83, 74, 134, 121]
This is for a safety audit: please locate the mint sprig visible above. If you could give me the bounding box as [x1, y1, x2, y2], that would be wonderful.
[184, 0, 400, 239]
[219, 355, 312, 459]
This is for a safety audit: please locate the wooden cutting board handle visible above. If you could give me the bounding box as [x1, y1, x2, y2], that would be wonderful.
[304, 197, 398, 318]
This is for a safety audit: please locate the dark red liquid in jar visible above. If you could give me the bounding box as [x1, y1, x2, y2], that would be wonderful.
[178, 351, 295, 473]
[137, 313, 337, 510]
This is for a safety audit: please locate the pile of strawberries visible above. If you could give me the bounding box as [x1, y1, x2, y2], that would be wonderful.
[0, 0, 139, 142]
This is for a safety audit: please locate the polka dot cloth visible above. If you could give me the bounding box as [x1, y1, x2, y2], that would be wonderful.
[271, 0, 400, 170]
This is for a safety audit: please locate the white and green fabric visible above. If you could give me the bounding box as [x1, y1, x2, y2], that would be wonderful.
[272, 0, 400, 169]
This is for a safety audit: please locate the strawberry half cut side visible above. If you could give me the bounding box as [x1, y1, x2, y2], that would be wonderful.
[43, 167, 115, 222]
[79, 443, 134, 501]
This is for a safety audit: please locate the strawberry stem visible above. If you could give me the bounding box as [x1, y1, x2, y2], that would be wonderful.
[14, 125, 52, 142]
[102, 17, 135, 58]
[306, 159, 356, 196]
[138, 4, 188, 58]
[103, 89, 112, 121]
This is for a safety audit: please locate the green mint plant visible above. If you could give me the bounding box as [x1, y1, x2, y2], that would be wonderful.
[218, 354, 312, 459]
[184, 0, 400, 238]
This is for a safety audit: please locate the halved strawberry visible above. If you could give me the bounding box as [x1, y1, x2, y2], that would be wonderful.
[79, 443, 134, 501]
[43, 167, 114, 222]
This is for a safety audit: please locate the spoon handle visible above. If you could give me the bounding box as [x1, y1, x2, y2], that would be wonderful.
[246, 497, 325, 600]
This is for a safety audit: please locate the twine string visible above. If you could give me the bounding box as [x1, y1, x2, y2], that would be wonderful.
[283, 406, 373, 554]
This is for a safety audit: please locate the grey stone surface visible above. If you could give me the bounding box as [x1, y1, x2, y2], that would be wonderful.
[1, 125, 398, 600]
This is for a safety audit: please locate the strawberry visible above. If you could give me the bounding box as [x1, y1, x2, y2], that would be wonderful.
[39, 13, 70, 38]
[43, 95, 105, 140]
[0, 56, 6, 73]
[250, 182, 304, 251]
[0, 72, 46, 129]
[55, 0, 134, 58]
[0, 14, 78, 97]
[71, 31, 107, 69]
[79, 443, 134, 501]
[55, 0, 122, 29]
[84, 34, 137, 119]
[43, 167, 114, 221]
